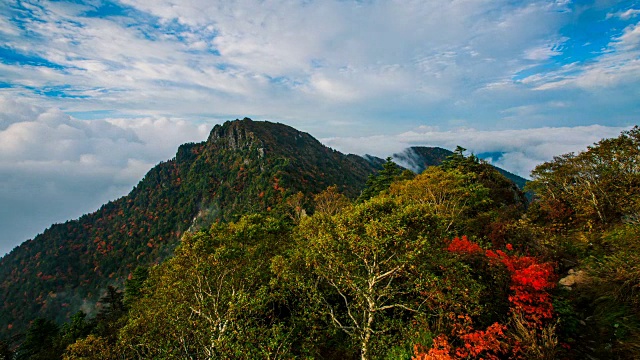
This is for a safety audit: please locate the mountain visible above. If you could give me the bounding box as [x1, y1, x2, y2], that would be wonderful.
[0, 118, 380, 337]
[393, 146, 528, 189]
[0, 120, 529, 339]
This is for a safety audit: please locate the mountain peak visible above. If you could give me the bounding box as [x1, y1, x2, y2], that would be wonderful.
[207, 117, 261, 150]
[206, 118, 322, 154]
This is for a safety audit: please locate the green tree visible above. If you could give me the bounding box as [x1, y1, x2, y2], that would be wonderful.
[58, 311, 92, 352]
[93, 286, 126, 341]
[358, 158, 404, 202]
[441, 146, 477, 171]
[119, 215, 296, 359]
[388, 167, 489, 234]
[124, 267, 149, 308]
[442, 146, 526, 210]
[16, 318, 60, 360]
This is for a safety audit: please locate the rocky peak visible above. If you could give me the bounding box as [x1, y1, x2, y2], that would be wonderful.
[207, 118, 262, 151]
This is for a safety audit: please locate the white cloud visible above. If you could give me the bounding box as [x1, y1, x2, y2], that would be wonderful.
[607, 9, 640, 20]
[616, 22, 640, 51]
[523, 38, 567, 60]
[0, 97, 211, 256]
[0, 0, 588, 129]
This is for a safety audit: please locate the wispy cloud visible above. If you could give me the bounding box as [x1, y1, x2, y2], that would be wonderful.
[607, 8, 640, 21]
[521, 14, 640, 91]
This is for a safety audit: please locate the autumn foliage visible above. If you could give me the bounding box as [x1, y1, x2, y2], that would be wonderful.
[414, 236, 556, 359]
[485, 248, 555, 325]
[446, 235, 483, 255]
[413, 316, 508, 360]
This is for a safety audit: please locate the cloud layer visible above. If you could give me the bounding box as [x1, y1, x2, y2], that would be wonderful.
[0, 97, 210, 256]
[0, 1, 638, 135]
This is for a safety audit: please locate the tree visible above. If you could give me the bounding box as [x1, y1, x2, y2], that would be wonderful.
[414, 239, 558, 360]
[313, 185, 351, 216]
[63, 335, 115, 360]
[442, 146, 526, 210]
[285, 191, 308, 223]
[299, 197, 430, 359]
[119, 215, 296, 359]
[441, 146, 477, 171]
[358, 157, 404, 202]
[388, 167, 489, 233]
[527, 126, 640, 230]
[15, 318, 60, 360]
[124, 267, 149, 308]
[58, 311, 92, 353]
[299, 190, 485, 360]
[93, 286, 126, 342]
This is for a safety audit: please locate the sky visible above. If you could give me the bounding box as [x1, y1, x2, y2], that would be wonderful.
[0, 0, 638, 256]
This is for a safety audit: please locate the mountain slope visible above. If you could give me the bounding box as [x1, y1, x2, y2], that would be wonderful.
[0, 118, 379, 337]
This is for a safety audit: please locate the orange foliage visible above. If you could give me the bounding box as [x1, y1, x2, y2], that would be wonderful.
[456, 322, 507, 359]
[413, 321, 507, 360]
[414, 335, 455, 360]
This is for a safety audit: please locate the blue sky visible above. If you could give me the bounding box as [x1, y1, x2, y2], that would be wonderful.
[0, 0, 639, 255]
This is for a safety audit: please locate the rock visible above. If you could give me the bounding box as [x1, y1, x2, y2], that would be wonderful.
[559, 269, 587, 288]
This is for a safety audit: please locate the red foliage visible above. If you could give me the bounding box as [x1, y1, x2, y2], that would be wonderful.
[456, 323, 507, 359]
[449, 239, 556, 326]
[413, 321, 507, 360]
[485, 249, 555, 325]
[447, 236, 482, 255]
[414, 238, 557, 359]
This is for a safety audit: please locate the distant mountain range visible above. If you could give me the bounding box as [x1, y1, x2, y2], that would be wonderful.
[0, 118, 526, 337]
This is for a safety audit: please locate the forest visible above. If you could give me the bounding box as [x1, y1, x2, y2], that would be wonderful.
[1, 125, 639, 360]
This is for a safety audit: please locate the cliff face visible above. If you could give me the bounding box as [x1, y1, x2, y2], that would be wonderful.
[0, 118, 379, 337]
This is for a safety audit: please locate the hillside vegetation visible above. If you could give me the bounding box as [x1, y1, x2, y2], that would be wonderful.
[1, 124, 638, 360]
